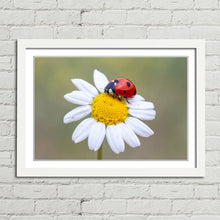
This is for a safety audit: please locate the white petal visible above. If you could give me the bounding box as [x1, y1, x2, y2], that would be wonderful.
[63, 105, 91, 124]
[125, 117, 154, 137]
[128, 101, 154, 110]
[129, 109, 156, 120]
[93, 69, 109, 93]
[117, 123, 140, 148]
[106, 125, 125, 154]
[71, 79, 98, 97]
[127, 94, 145, 103]
[88, 122, 105, 151]
[72, 118, 96, 143]
[64, 91, 93, 105]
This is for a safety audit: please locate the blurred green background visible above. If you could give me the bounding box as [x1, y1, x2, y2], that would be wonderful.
[35, 57, 187, 160]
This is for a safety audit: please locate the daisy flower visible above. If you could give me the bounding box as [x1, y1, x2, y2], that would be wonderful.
[64, 69, 156, 154]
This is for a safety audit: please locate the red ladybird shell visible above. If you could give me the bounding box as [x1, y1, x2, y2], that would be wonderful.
[111, 78, 136, 98]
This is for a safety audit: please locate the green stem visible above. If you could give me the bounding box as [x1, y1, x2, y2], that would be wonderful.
[97, 144, 103, 160]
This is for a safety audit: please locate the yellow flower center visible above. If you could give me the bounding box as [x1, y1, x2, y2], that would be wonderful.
[91, 93, 128, 126]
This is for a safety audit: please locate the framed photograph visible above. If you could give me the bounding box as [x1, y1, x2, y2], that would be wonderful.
[17, 39, 205, 177]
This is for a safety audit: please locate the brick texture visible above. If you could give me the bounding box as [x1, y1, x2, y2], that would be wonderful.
[0, 0, 220, 219]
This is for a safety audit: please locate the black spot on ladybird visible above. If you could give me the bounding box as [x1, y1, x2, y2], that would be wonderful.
[123, 90, 126, 93]
[126, 82, 131, 87]
[134, 90, 136, 95]
[114, 79, 119, 83]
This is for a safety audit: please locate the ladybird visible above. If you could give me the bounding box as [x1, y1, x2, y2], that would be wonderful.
[104, 78, 136, 98]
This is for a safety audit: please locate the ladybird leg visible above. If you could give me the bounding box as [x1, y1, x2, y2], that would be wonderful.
[125, 97, 130, 104]
[112, 92, 117, 99]
[118, 95, 122, 101]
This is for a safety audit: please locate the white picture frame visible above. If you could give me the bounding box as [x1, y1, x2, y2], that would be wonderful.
[17, 39, 205, 177]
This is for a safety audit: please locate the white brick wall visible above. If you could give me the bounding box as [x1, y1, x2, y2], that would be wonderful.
[0, 0, 219, 218]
